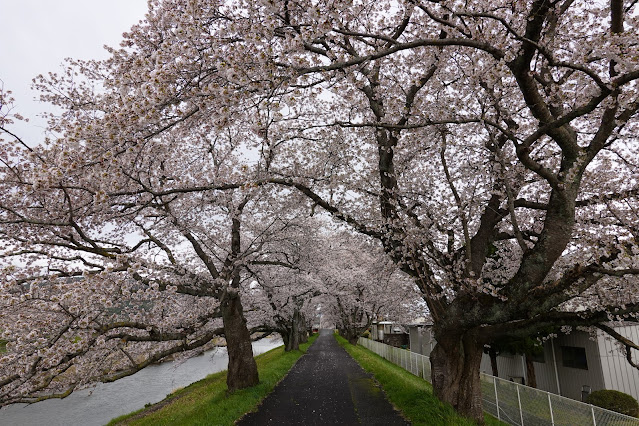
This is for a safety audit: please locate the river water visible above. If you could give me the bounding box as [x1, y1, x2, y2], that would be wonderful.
[0, 337, 283, 426]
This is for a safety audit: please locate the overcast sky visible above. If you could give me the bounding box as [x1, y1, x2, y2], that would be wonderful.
[0, 0, 149, 145]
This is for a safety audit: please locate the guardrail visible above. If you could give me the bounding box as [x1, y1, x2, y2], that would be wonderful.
[358, 337, 639, 426]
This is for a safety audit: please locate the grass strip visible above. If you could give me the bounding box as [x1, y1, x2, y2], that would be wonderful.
[108, 334, 317, 426]
[335, 335, 505, 426]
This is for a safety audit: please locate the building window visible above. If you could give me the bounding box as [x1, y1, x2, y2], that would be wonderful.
[561, 346, 588, 370]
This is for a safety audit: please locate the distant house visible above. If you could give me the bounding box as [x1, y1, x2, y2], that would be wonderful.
[408, 322, 639, 402]
[371, 321, 409, 348]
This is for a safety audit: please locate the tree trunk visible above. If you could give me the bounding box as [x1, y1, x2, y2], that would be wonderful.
[298, 312, 308, 343]
[282, 309, 305, 351]
[431, 332, 485, 424]
[525, 355, 537, 388]
[285, 323, 300, 351]
[283, 309, 306, 352]
[338, 327, 358, 345]
[220, 291, 259, 392]
[489, 347, 499, 377]
[281, 330, 291, 351]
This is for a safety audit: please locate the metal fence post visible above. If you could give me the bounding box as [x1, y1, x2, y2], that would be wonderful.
[548, 393, 555, 426]
[517, 384, 524, 426]
[591, 405, 597, 426]
[494, 377, 501, 421]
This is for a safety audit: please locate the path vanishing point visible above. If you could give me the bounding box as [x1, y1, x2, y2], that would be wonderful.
[237, 329, 410, 426]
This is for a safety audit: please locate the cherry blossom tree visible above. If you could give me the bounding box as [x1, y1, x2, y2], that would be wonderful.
[246, 226, 422, 347]
[246, 268, 316, 351]
[312, 231, 422, 344]
[2, 1, 639, 423]
[202, 0, 638, 421]
[0, 79, 308, 402]
[244, 219, 322, 351]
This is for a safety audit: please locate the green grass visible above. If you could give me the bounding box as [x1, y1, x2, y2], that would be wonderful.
[108, 334, 317, 426]
[335, 335, 505, 426]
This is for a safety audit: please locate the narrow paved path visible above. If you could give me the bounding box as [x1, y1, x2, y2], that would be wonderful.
[237, 329, 410, 426]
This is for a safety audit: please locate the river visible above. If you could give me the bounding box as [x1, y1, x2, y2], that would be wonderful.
[0, 337, 283, 426]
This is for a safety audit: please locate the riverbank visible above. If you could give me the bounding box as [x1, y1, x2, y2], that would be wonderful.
[0, 337, 283, 426]
[108, 334, 318, 425]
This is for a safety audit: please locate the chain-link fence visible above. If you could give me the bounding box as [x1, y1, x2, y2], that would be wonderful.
[358, 337, 639, 426]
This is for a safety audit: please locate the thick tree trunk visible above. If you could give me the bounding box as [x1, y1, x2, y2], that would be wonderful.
[220, 291, 259, 392]
[282, 309, 306, 351]
[347, 331, 358, 345]
[338, 327, 359, 345]
[525, 355, 537, 388]
[279, 310, 307, 351]
[281, 331, 291, 351]
[431, 332, 485, 424]
[285, 325, 300, 352]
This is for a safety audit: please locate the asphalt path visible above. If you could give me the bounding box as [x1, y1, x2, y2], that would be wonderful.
[236, 329, 410, 425]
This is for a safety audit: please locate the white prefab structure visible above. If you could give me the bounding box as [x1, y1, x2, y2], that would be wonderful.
[408, 323, 639, 403]
[408, 323, 435, 356]
[597, 324, 639, 400]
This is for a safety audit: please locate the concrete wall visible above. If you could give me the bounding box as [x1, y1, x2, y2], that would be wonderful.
[409, 325, 435, 356]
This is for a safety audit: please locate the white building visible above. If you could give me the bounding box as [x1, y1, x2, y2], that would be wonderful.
[409, 322, 639, 402]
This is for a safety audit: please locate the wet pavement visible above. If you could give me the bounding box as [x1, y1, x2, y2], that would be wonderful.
[236, 329, 410, 425]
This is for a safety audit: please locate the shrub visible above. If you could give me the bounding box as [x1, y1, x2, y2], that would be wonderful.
[586, 389, 639, 417]
[362, 329, 371, 339]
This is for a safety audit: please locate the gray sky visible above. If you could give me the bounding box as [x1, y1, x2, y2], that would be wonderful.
[0, 0, 148, 144]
